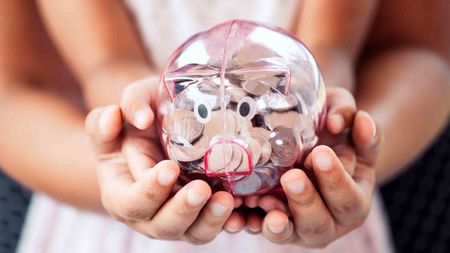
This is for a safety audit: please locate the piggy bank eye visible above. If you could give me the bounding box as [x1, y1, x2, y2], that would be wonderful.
[194, 100, 212, 124]
[237, 96, 257, 120]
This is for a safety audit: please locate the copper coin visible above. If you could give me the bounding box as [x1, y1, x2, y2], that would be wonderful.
[229, 110, 252, 134]
[242, 79, 271, 96]
[204, 110, 237, 136]
[165, 110, 204, 143]
[269, 126, 298, 167]
[227, 144, 243, 172]
[228, 85, 247, 103]
[234, 148, 251, 173]
[169, 134, 209, 162]
[245, 137, 261, 166]
[248, 133, 272, 165]
[207, 143, 234, 172]
[265, 93, 298, 111]
[248, 127, 271, 140]
[264, 111, 307, 131]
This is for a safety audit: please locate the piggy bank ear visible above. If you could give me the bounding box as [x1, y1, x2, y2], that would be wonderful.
[163, 64, 220, 101]
[228, 59, 292, 95]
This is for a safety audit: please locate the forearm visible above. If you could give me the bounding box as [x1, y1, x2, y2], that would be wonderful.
[295, 0, 378, 91]
[0, 83, 102, 211]
[356, 49, 450, 183]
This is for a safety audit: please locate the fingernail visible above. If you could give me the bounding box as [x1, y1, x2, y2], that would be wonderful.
[158, 169, 177, 186]
[268, 223, 287, 234]
[315, 152, 332, 171]
[331, 115, 344, 130]
[370, 118, 377, 141]
[210, 202, 228, 217]
[187, 190, 208, 206]
[287, 179, 305, 193]
[134, 107, 149, 129]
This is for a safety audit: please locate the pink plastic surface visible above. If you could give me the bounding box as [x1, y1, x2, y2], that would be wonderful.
[157, 20, 326, 196]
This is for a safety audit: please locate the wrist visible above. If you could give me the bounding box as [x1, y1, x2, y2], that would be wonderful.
[309, 45, 355, 92]
[82, 59, 156, 109]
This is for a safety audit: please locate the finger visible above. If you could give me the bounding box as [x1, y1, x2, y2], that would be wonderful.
[234, 197, 243, 208]
[98, 160, 179, 221]
[311, 146, 372, 227]
[120, 76, 158, 130]
[326, 87, 356, 134]
[280, 169, 336, 246]
[246, 211, 263, 233]
[352, 111, 381, 165]
[257, 195, 289, 214]
[184, 191, 234, 244]
[244, 195, 260, 208]
[85, 105, 123, 154]
[262, 210, 294, 244]
[332, 144, 356, 176]
[122, 135, 165, 179]
[135, 180, 211, 240]
[224, 211, 246, 233]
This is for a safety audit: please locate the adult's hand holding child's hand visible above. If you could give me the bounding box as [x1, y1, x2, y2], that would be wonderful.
[85, 77, 236, 244]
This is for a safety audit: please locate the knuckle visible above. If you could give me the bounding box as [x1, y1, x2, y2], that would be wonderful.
[148, 222, 183, 240]
[184, 231, 215, 245]
[298, 218, 332, 236]
[120, 205, 150, 220]
[331, 197, 363, 217]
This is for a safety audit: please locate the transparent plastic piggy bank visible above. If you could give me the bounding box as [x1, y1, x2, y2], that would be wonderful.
[157, 20, 326, 196]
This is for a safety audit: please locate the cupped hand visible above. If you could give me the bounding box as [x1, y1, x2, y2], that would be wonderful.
[85, 76, 236, 244]
[244, 87, 382, 247]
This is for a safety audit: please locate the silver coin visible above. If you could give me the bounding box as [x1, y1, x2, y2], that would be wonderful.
[230, 173, 262, 195]
[269, 126, 298, 167]
[265, 92, 298, 111]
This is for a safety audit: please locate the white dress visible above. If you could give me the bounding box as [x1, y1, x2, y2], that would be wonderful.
[17, 1, 393, 252]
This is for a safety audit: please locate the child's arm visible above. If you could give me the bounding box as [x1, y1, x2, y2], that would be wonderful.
[36, 0, 154, 108]
[0, 0, 102, 210]
[295, 0, 378, 91]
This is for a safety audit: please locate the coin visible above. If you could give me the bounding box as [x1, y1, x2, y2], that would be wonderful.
[248, 133, 272, 165]
[206, 143, 234, 173]
[230, 173, 262, 195]
[265, 92, 298, 111]
[244, 137, 261, 166]
[204, 110, 238, 136]
[228, 144, 244, 172]
[169, 134, 209, 162]
[228, 85, 247, 103]
[235, 148, 251, 173]
[165, 110, 204, 143]
[248, 127, 271, 140]
[242, 79, 270, 96]
[269, 126, 298, 167]
[264, 111, 307, 131]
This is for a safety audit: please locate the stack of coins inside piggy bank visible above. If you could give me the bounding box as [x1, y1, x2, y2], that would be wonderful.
[157, 20, 326, 196]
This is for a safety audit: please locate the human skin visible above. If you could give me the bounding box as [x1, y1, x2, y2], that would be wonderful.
[0, 0, 449, 247]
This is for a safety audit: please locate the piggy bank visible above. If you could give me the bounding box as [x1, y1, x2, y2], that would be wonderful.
[156, 20, 326, 196]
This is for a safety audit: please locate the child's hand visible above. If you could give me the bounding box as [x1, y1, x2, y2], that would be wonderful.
[85, 77, 235, 244]
[248, 87, 381, 247]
